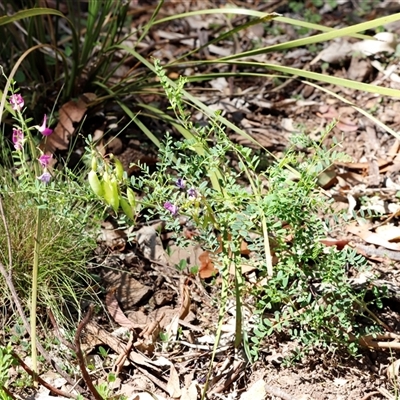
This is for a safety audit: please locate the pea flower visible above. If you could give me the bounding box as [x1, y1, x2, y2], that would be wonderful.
[38, 154, 52, 168]
[37, 115, 53, 136]
[12, 128, 25, 151]
[9, 94, 24, 112]
[37, 171, 51, 184]
[187, 187, 197, 200]
[176, 178, 185, 189]
[164, 201, 178, 216]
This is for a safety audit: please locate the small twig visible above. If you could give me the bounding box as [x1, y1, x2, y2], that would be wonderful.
[210, 359, 244, 395]
[113, 330, 134, 376]
[12, 351, 76, 399]
[0, 262, 84, 393]
[360, 391, 381, 400]
[74, 304, 103, 400]
[134, 364, 168, 393]
[2, 385, 17, 400]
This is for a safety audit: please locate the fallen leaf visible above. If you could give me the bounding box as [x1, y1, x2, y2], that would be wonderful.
[198, 251, 218, 279]
[136, 226, 168, 263]
[180, 381, 198, 400]
[320, 238, 349, 250]
[387, 359, 400, 382]
[166, 364, 181, 398]
[127, 393, 167, 400]
[106, 289, 136, 330]
[41, 93, 96, 153]
[240, 379, 266, 400]
[352, 32, 397, 56]
[347, 222, 400, 251]
[375, 224, 400, 242]
[335, 118, 359, 132]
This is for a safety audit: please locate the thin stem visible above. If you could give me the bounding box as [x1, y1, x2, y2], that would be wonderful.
[0, 194, 13, 277]
[31, 207, 42, 387]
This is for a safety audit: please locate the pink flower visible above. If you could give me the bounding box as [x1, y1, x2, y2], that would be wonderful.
[12, 128, 24, 151]
[164, 201, 178, 216]
[38, 154, 52, 168]
[37, 115, 53, 136]
[9, 94, 24, 112]
[37, 171, 51, 184]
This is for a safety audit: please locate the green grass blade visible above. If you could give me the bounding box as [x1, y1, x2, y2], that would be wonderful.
[221, 12, 400, 60]
[135, 0, 165, 47]
[155, 8, 373, 40]
[304, 80, 400, 141]
[0, 8, 65, 25]
[210, 60, 400, 98]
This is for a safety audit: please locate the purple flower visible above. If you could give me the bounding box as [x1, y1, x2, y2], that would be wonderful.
[37, 171, 51, 184]
[38, 154, 52, 168]
[187, 187, 197, 200]
[9, 94, 24, 112]
[164, 201, 178, 216]
[37, 115, 53, 136]
[176, 178, 185, 189]
[12, 128, 24, 151]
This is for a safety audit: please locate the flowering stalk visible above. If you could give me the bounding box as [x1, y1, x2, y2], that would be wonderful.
[31, 208, 42, 386]
[8, 91, 53, 387]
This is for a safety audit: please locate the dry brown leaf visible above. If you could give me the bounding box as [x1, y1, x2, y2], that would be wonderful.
[387, 359, 400, 382]
[240, 379, 266, 400]
[347, 222, 400, 251]
[316, 105, 359, 132]
[41, 93, 96, 153]
[166, 364, 181, 398]
[136, 226, 168, 263]
[375, 224, 400, 242]
[180, 381, 198, 400]
[319, 238, 349, 250]
[106, 289, 136, 330]
[335, 118, 359, 132]
[198, 251, 218, 279]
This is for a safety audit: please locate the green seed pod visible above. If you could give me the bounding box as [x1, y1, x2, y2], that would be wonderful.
[91, 152, 98, 172]
[88, 170, 104, 198]
[103, 170, 111, 183]
[120, 197, 134, 221]
[114, 158, 124, 181]
[126, 187, 136, 208]
[103, 177, 119, 212]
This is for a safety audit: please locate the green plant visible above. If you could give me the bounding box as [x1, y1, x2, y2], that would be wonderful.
[0, 81, 101, 383]
[87, 64, 383, 368]
[0, 344, 15, 400]
[0, 0, 130, 102]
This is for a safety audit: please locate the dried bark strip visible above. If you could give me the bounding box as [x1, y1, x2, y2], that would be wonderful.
[12, 351, 76, 399]
[74, 304, 103, 400]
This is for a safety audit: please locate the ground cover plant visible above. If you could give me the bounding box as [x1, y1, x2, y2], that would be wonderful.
[2, 1, 400, 399]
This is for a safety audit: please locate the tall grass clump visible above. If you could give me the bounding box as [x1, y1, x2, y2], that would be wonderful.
[0, 82, 101, 384]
